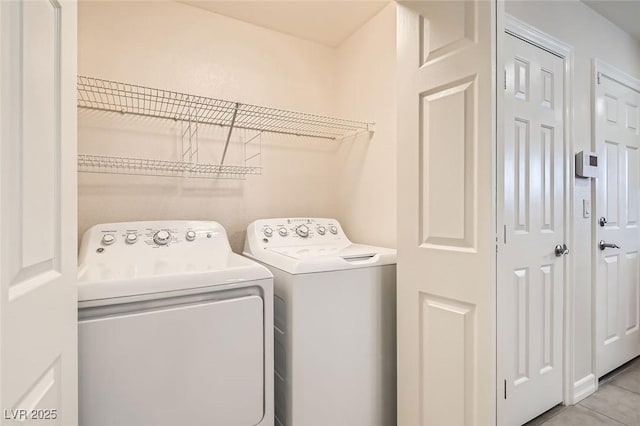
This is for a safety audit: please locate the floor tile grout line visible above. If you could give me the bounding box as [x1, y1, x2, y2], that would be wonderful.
[599, 360, 640, 385]
[609, 382, 640, 396]
[577, 402, 632, 426]
[603, 360, 640, 379]
[534, 360, 640, 425]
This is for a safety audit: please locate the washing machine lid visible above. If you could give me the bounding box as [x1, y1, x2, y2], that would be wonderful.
[77, 221, 272, 302]
[243, 218, 397, 274]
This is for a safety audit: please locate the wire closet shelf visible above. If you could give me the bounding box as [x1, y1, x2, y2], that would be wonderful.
[77, 76, 373, 179]
[78, 76, 373, 139]
[77, 155, 262, 180]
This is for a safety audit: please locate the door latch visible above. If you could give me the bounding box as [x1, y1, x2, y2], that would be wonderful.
[554, 244, 569, 257]
[599, 240, 620, 251]
[599, 217, 607, 227]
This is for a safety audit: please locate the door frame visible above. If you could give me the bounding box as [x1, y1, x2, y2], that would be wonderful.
[591, 58, 640, 381]
[497, 15, 576, 419]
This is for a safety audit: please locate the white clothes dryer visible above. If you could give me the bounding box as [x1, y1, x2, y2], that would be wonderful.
[243, 218, 396, 426]
[78, 220, 274, 426]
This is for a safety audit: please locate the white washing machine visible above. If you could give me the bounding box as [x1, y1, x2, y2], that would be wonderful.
[77, 220, 274, 426]
[243, 218, 397, 426]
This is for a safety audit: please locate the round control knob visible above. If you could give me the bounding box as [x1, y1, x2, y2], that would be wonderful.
[125, 233, 138, 244]
[296, 225, 310, 238]
[278, 227, 288, 237]
[263, 227, 274, 238]
[102, 234, 115, 246]
[153, 230, 171, 245]
[185, 230, 196, 242]
[317, 226, 326, 235]
[329, 225, 338, 235]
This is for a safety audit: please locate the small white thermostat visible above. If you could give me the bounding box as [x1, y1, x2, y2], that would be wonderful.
[575, 151, 598, 178]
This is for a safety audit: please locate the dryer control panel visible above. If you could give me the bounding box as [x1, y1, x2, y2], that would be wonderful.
[247, 218, 349, 249]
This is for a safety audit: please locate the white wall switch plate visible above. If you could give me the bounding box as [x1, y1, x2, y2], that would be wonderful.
[583, 199, 591, 218]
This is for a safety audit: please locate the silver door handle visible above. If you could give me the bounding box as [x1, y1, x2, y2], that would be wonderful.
[554, 244, 569, 257]
[599, 240, 620, 250]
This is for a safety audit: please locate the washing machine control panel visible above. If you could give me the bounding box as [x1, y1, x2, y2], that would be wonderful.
[251, 218, 349, 248]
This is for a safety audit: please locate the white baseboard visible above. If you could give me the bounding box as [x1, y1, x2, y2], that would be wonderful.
[573, 374, 597, 403]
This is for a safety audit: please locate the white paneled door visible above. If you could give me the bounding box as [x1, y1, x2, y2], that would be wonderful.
[595, 67, 640, 378]
[0, 1, 77, 425]
[396, 1, 495, 425]
[498, 34, 565, 426]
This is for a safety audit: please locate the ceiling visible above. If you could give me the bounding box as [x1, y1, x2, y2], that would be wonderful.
[582, 0, 640, 41]
[181, 1, 390, 47]
[181, 1, 640, 47]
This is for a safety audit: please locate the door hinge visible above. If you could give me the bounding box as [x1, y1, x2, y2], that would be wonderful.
[597, 72, 601, 85]
[504, 379, 507, 399]
[504, 69, 507, 90]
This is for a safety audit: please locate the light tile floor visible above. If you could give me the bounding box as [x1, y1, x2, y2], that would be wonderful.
[525, 357, 640, 426]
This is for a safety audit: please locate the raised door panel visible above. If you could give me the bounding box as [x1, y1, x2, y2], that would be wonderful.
[420, 78, 475, 249]
[626, 146, 638, 227]
[541, 125, 555, 231]
[625, 252, 639, 335]
[513, 119, 530, 232]
[21, 0, 59, 271]
[420, 294, 475, 426]
[604, 255, 620, 346]
[626, 103, 639, 132]
[514, 268, 530, 386]
[540, 264, 554, 374]
[603, 141, 620, 227]
[419, 1, 476, 66]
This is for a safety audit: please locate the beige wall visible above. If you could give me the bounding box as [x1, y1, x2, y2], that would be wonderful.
[335, 3, 397, 249]
[506, 0, 640, 398]
[78, 1, 397, 251]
